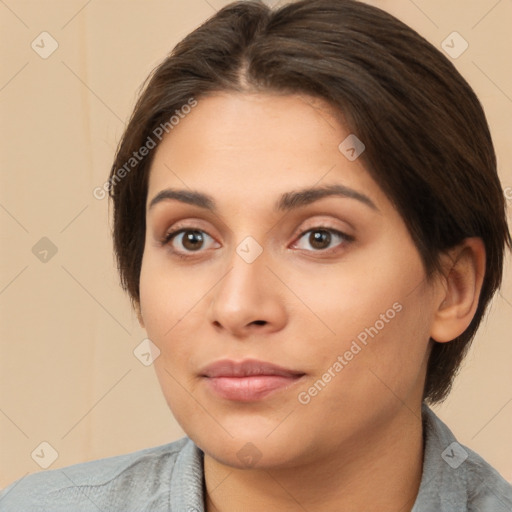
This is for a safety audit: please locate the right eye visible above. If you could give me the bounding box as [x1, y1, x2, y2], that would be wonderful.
[162, 228, 220, 256]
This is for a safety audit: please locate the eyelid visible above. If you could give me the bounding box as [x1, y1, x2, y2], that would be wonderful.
[159, 218, 217, 244]
[290, 217, 354, 242]
[291, 226, 353, 253]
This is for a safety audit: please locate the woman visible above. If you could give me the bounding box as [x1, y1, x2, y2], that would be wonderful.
[2, 0, 511, 510]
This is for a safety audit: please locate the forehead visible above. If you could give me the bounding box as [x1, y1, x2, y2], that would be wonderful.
[146, 92, 385, 211]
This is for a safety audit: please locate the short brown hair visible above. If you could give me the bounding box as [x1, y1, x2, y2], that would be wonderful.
[108, 0, 511, 404]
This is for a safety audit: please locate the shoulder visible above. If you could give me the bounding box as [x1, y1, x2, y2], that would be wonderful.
[413, 404, 512, 511]
[463, 445, 512, 511]
[0, 436, 194, 512]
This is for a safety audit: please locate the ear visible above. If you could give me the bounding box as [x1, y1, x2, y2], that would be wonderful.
[430, 237, 486, 343]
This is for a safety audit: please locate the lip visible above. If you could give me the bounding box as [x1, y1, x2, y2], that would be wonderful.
[200, 359, 306, 401]
[200, 359, 304, 378]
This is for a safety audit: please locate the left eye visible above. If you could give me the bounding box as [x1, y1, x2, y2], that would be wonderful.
[293, 228, 351, 252]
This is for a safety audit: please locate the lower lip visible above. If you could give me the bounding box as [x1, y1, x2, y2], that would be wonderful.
[204, 375, 304, 401]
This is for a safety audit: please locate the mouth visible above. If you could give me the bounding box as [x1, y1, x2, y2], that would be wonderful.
[199, 359, 306, 402]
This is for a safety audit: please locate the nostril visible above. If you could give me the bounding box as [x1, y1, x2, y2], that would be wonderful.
[252, 320, 266, 326]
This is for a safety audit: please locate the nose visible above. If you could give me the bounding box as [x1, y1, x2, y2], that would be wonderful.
[206, 243, 288, 338]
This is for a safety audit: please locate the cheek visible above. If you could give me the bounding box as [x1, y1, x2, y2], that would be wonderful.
[139, 254, 203, 426]
[288, 280, 432, 442]
[139, 249, 202, 340]
[291, 244, 432, 392]
[139, 248, 223, 390]
[139, 254, 196, 392]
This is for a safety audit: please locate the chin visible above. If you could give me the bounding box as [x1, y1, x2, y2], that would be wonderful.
[205, 443, 294, 470]
[196, 428, 312, 471]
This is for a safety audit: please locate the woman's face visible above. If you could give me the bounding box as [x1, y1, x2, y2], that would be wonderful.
[139, 92, 439, 469]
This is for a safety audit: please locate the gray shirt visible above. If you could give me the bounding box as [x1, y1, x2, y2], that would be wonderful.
[1, 403, 511, 511]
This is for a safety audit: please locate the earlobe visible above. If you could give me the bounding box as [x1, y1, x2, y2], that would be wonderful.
[430, 237, 486, 343]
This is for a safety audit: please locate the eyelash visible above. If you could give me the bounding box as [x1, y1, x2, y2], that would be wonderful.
[160, 224, 354, 259]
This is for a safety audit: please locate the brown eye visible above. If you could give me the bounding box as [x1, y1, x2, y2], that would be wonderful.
[163, 228, 218, 254]
[309, 230, 332, 250]
[181, 230, 204, 251]
[294, 227, 352, 252]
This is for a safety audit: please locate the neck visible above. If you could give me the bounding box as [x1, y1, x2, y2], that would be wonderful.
[203, 405, 424, 512]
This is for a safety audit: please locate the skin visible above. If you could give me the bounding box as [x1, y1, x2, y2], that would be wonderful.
[138, 92, 485, 512]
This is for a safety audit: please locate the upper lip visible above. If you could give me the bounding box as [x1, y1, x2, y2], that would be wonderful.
[200, 359, 305, 378]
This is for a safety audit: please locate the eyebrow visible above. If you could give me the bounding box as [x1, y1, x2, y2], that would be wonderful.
[148, 184, 379, 212]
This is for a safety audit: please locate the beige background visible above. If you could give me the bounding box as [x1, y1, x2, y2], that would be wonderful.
[0, 0, 511, 489]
